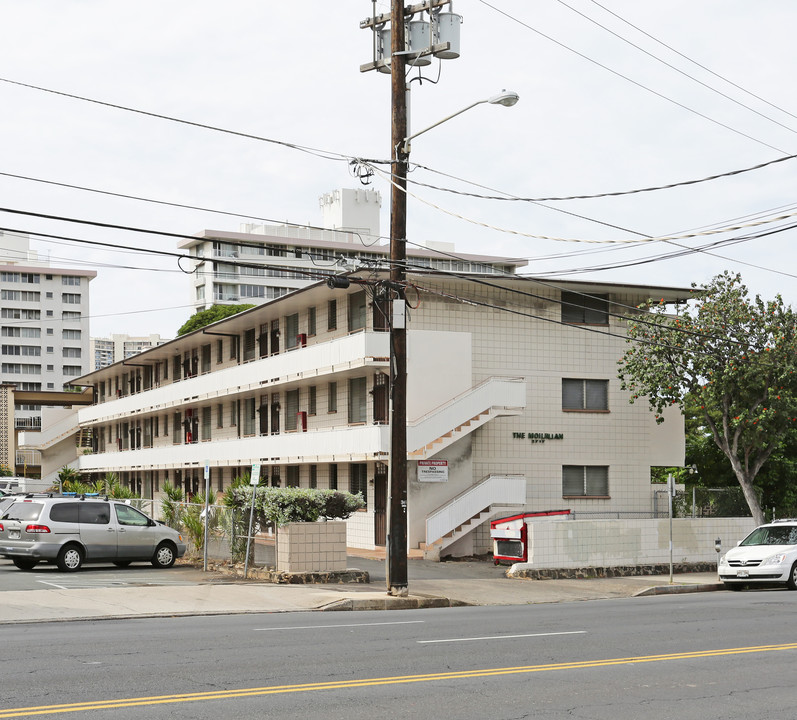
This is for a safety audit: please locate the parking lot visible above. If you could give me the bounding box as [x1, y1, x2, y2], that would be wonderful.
[0, 556, 220, 592]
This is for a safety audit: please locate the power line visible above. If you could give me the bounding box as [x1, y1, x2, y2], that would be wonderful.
[0, 77, 383, 167]
[587, 0, 797, 126]
[407, 152, 797, 203]
[476, 0, 789, 154]
[0, 171, 388, 246]
[554, 0, 797, 139]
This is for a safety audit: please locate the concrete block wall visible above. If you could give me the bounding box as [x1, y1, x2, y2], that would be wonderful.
[522, 517, 756, 569]
[276, 520, 347, 573]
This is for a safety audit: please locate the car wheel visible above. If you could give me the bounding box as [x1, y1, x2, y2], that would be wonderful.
[12, 558, 38, 571]
[151, 542, 176, 568]
[113, 561, 132, 568]
[57, 544, 84, 572]
[787, 562, 797, 590]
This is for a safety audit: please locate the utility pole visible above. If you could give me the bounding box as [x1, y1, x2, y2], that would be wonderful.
[387, 0, 409, 596]
[360, 0, 459, 596]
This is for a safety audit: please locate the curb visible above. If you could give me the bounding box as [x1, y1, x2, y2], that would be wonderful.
[320, 596, 469, 611]
[634, 583, 724, 597]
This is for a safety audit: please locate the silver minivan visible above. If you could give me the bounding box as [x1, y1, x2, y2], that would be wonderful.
[0, 496, 186, 572]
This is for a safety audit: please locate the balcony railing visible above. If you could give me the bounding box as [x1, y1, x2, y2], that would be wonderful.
[15, 417, 41, 430]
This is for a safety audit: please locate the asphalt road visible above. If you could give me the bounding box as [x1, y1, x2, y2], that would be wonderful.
[2, 589, 797, 719]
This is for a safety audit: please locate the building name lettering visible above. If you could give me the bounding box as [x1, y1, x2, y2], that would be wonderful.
[512, 432, 564, 443]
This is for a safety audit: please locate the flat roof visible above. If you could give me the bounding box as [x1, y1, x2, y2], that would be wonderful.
[73, 271, 693, 385]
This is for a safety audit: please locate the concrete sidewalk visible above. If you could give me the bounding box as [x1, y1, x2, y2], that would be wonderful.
[0, 569, 724, 624]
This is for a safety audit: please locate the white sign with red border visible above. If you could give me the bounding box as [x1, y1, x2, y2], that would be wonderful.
[418, 460, 448, 482]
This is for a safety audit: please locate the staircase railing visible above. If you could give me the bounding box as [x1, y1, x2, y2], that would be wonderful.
[425, 474, 526, 548]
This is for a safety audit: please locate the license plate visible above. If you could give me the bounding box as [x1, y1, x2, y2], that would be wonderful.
[737, 570, 749, 578]
[9, 530, 20, 539]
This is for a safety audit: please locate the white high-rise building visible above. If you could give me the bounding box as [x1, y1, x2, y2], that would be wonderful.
[178, 189, 527, 311]
[0, 231, 95, 431]
[90, 334, 169, 371]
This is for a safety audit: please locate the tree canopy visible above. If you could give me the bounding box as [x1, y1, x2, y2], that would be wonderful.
[619, 272, 797, 525]
[177, 304, 254, 336]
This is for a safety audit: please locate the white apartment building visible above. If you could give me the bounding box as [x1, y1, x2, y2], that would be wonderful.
[72, 272, 686, 557]
[90, 334, 169, 371]
[0, 232, 95, 432]
[179, 189, 527, 311]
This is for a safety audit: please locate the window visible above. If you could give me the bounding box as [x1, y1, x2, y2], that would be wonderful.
[115, 504, 148, 526]
[230, 400, 238, 427]
[1, 290, 39, 301]
[348, 291, 367, 332]
[217, 403, 224, 428]
[562, 379, 609, 411]
[216, 339, 223, 364]
[329, 463, 338, 490]
[63, 347, 82, 358]
[307, 306, 316, 336]
[286, 466, 300, 487]
[201, 344, 211, 373]
[243, 398, 256, 435]
[308, 385, 317, 415]
[201, 407, 212, 441]
[328, 381, 337, 413]
[309, 464, 317, 489]
[62, 329, 81, 339]
[285, 389, 299, 431]
[240, 284, 265, 298]
[349, 463, 368, 504]
[285, 313, 299, 350]
[562, 466, 609, 497]
[63, 365, 81, 376]
[62, 276, 81, 286]
[62, 311, 81, 321]
[1, 308, 39, 320]
[328, 299, 337, 330]
[62, 293, 82, 304]
[1, 345, 40, 357]
[243, 329, 256, 361]
[270, 466, 281, 487]
[348, 377, 367, 424]
[561, 292, 609, 325]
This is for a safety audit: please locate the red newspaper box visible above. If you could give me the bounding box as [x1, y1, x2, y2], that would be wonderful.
[490, 510, 571, 565]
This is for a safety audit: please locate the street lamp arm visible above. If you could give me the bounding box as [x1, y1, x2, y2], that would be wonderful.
[402, 100, 484, 153]
[400, 89, 519, 155]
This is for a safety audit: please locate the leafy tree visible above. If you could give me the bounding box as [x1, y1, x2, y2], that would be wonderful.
[177, 304, 254, 336]
[0, 465, 12, 477]
[619, 272, 797, 526]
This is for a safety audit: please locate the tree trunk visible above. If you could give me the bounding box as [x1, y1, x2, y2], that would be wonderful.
[733, 468, 765, 526]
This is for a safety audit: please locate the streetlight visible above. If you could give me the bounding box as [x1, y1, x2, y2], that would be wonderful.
[385, 78, 519, 596]
[402, 90, 520, 153]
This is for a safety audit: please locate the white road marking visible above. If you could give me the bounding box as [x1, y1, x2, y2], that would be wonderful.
[417, 630, 587, 644]
[35, 579, 68, 589]
[255, 620, 426, 631]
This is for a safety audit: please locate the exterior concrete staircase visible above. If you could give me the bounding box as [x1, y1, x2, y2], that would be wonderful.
[408, 377, 525, 460]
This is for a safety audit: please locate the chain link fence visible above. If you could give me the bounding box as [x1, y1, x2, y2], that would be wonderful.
[129, 500, 276, 567]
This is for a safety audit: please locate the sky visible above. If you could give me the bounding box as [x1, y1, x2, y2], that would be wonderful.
[1, 1, 796, 338]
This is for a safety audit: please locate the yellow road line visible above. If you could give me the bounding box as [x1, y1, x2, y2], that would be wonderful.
[3, 642, 797, 718]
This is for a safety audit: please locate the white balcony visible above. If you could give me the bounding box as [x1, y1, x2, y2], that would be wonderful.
[77, 424, 390, 473]
[79, 332, 391, 425]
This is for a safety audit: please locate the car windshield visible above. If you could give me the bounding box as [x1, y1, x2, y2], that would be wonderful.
[740, 525, 797, 546]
